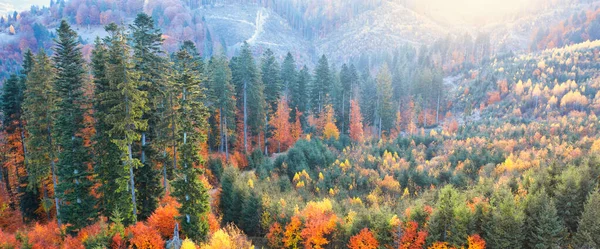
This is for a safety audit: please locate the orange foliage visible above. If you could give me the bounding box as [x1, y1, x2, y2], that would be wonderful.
[208, 212, 221, 234]
[267, 222, 285, 249]
[300, 199, 338, 249]
[62, 236, 85, 249]
[398, 221, 428, 249]
[148, 203, 180, 239]
[283, 216, 303, 249]
[291, 109, 303, 144]
[270, 97, 292, 152]
[487, 91, 501, 105]
[27, 221, 61, 249]
[348, 228, 379, 249]
[0, 229, 19, 248]
[200, 224, 254, 249]
[428, 242, 456, 249]
[0, 183, 23, 232]
[349, 100, 364, 143]
[126, 222, 165, 249]
[467, 234, 486, 249]
[320, 104, 340, 140]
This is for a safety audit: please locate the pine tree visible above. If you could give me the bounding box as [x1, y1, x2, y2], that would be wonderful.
[523, 189, 563, 248]
[241, 189, 261, 236]
[207, 55, 234, 159]
[130, 13, 165, 219]
[220, 166, 237, 225]
[52, 20, 97, 232]
[22, 50, 59, 221]
[91, 36, 132, 223]
[338, 64, 351, 134]
[311, 55, 331, 115]
[575, 189, 600, 248]
[231, 42, 265, 153]
[554, 166, 589, 234]
[103, 23, 149, 223]
[171, 43, 211, 242]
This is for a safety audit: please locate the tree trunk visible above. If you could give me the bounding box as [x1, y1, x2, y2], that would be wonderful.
[47, 126, 61, 226]
[219, 107, 224, 153]
[128, 143, 137, 221]
[243, 79, 248, 153]
[224, 115, 229, 162]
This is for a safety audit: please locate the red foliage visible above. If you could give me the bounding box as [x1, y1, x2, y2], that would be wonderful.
[62, 236, 85, 249]
[348, 228, 379, 249]
[126, 222, 165, 249]
[0, 183, 23, 233]
[111, 233, 126, 249]
[398, 221, 428, 249]
[0, 229, 19, 248]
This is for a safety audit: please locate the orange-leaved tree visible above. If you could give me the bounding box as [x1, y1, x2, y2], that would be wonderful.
[467, 234, 486, 249]
[126, 222, 164, 249]
[148, 202, 180, 239]
[348, 228, 379, 249]
[270, 96, 292, 153]
[267, 222, 285, 249]
[320, 104, 339, 140]
[283, 216, 303, 249]
[349, 99, 364, 143]
[300, 199, 338, 249]
[398, 221, 428, 249]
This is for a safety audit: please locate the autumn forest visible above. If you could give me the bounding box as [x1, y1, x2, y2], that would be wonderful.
[2, 0, 600, 249]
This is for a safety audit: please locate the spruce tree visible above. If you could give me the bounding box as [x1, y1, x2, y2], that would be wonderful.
[130, 13, 165, 219]
[281, 52, 296, 98]
[484, 188, 524, 249]
[103, 23, 149, 223]
[53, 20, 97, 232]
[171, 43, 211, 242]
[375, 64, 394, 138]
[261, 49, 282, 154]
[231, 42, 265, 153]
[291, 65, 310, 127]
[311, 55, 331, 115]
[427, 185, 469, 247]
[523, 189, 564, 249]
[207, 55, 234, 158]
[22, 50, 59, 221]
[575, 189, 600, 248]
[91, 36, 133, 222]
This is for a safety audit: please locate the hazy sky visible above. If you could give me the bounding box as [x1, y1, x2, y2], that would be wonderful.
[0, 0, 49, 16]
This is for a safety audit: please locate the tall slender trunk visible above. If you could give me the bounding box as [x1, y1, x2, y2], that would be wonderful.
[436, 94, 440, 125]
[264, 115, 268, 156]
[342, 93, 345, 134]
[171, 94, 177, 170]
[243, 79, 248, 153]
[128, 143, 137, 221]
[47, 126, 61, 226]
[141, 133, 146, 163]
[219, 107, 224, 153]
[162, 150, 168, 190]
[224, 115, 229, 162]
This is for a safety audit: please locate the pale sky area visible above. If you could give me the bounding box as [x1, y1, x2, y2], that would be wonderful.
[0, 0, 48, 16]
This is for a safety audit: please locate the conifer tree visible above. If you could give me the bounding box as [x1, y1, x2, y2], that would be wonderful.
[231, 42, 265, 153]
[207, 55, 234, 159]
[261, 49, 282, 155]
[130, 13, 164, 219]
[311, 55, 331, 115]
[291, 65, 309, 127]
[91, 36, 132, 222]
[484, 188, 524, 249]
[103, 23, 148, 223]
[52, 20, 97, 232]
[575, 189, 600, 248]
[22, 50, 59, 221]
[171, 43, 210, 242]
[375, 64, 394, 139]
[523, 189, 563, 248]
[281, 52, 296, 98]
[427, 185, 469, 247]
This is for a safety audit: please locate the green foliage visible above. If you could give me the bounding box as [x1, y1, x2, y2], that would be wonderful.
[523, 189, 563, 248]
[574, 189, 600, 248]
[53, 20, 97, 232]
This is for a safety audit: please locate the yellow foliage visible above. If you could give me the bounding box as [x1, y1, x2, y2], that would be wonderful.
[181, 239, 197, 249]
